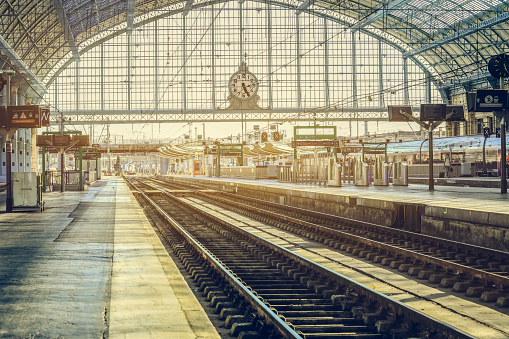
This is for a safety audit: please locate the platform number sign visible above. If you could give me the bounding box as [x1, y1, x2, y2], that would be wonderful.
[483, 127, 491, 138]
[261, 132, 268, 142]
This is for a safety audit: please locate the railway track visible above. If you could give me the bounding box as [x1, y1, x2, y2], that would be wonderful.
[126, 176, 473, 338]
[150, 176, 509, 308]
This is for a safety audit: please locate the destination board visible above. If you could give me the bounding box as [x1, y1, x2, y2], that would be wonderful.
[292, 140, 339, 147]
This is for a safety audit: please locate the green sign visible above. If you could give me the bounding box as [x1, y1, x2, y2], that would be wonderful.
[294, 126, 337, 140]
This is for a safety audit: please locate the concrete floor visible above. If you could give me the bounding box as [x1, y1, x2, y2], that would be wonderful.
[0, 178, 220, 338]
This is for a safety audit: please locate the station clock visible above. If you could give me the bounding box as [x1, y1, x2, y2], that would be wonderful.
[488, 53, 509, 79]
[228, 62, 259, 100]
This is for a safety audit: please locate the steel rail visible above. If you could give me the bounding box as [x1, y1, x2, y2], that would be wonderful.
[197, 189, 509, 288]
[134, 177, 475, 338]
[155, 177, 509, 262]
[126, 177, 303, 339]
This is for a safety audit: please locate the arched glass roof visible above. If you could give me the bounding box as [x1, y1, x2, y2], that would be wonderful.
[0, 0, 507, 97]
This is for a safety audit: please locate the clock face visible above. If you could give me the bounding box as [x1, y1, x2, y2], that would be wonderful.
[229, 71, 259, 100]
[488, 54, 509, 78]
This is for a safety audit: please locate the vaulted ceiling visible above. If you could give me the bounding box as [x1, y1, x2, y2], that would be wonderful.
[1, 0, 508, 98]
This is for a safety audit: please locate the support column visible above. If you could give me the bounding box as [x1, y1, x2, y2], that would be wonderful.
[182, 15, 187, 111]
[501, 116, 507, 194]
[211, 5, 216, 108]
[127, 33, 132, 111]
[239, 2, 243, 64]
[379, 40, 384, 107]
[154, 21, 158, 109]
[75, 61, 79, 111]
[296, 15, 302, 109]
[324, 18, 330, 108]
[428, 124, 434, 191]
[267, 4, 273, 108]
[403, 57, 409, 105]
[101, 43, 105, 111]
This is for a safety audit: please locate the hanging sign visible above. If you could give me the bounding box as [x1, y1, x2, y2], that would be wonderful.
[8, 105, 41, 128]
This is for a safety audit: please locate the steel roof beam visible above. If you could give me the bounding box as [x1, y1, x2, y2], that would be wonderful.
[126, 0, 135, 33]
[295, 0, 315, 15]
[182, 0, 195, 16]
[52, 0, 80, 62]
[350, 0, 409, 31]
[440, 71, 494, 89]
[404, 12, 509, 58]
[0, 35, 47, 97]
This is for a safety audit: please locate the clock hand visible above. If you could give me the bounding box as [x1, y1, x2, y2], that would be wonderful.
[242, 83, 250, 97]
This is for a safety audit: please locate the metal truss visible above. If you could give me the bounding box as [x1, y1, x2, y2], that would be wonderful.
[404, 12, 509, 58]
[49, 108, 425, 125]
[52, 0, 80, 61]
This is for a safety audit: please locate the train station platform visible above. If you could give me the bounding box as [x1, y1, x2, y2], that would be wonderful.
[169, 175, 509, 252]
[0, 177, 220, 338]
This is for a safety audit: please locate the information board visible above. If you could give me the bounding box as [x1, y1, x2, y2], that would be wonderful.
[291, 140, 339, 147]
[53, 134, 71, 147]
[8, 105, 41, 128]
[445, 105, 465, 121]
[72, 135, 89, 146]
[388, 106, 412, 122]
[475, 90, 508, 112]
[41, 108, 50, 127]
[36, 135, 54, 146]
[420, 104, 446, 121]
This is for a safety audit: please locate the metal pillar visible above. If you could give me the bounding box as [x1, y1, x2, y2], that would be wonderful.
[5, 71, 13, 212]
[324, 18, 330, 108]
[239, 2, 243, 63]
[101, 43, 104, 111]
[403, 57, 409, 105]
[154, 20, 159, 108]
[127, 34, 132, 111]
[211, 7, 216, 108]
[501, 115, 507, 194]
[75, 61, 79, 111]
[60, 119, 65, 193]
[267, 4, 273, 108]
[428, 124, 434, 191]
[79, 146, 83, 191]
[182, 15, 187, 111]
[379, 40, 384, 107]
[42, 146, 46, 192]
[296, 15, 302, 109]
[352, 31, 357, 109]
[107, 124, 111, 175]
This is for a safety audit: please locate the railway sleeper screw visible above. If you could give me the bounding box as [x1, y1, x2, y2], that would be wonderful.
[452, 281, 478, 293]
[215, 301, 235, 314]
[230, 322, 256, 337]
[374, 255, 390, 264]
[363, 311, 386, 326]
[417, 270, 434, 280]
[358, 250, 371, 258]
[375, 319, 395, 333]
[496, 296, 509, 307]
[440, 277, 464, 288]
[389, 260, 407, 269]
[224, 315, 248, 329]
[365, 252, 380, 261]
[480, 290, 506, 302]
[428, 273, 449, 284]
[465, 286, 486, 298]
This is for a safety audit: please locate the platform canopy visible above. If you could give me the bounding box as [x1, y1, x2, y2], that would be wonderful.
[0, 0, 507, 99]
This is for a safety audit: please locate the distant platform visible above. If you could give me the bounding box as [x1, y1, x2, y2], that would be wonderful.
[168, 175, 509, 252]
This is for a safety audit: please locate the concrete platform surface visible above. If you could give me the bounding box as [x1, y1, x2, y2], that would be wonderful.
[0, 177, 220, 339]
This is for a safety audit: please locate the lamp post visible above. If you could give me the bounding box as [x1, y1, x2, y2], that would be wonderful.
[5, 69, 15, 212]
